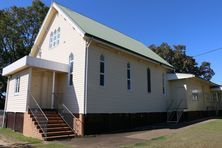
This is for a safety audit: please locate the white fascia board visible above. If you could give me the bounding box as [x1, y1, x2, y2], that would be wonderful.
[53, 2, 85, 37]
[2, 56, 28, 76]
[167, 73, 195, 80]
[26, 56, 68, 73]
[30, 3, 85, 56]
[29, 6, 55, 56]
[33, 6, 53, 46]
[2, 56, 68, 76]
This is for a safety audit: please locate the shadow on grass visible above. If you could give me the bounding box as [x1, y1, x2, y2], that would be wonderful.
[89, 116, 222, 136]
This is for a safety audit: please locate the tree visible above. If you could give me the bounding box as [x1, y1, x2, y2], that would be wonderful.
[199, 62, 215, 81]
[0, 0, 49, 100]
[149, 43, 215, 80]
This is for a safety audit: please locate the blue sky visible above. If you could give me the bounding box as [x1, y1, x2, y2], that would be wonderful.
[1, 0, 222, 84]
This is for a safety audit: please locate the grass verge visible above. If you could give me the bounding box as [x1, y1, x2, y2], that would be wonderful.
[0, 128, 70, 148]
[124, 119, 222, 148]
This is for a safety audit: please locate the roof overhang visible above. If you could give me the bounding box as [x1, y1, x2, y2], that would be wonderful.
[167, 73, 195, 80]
[167, 73, 219, 87]
[211, 86, 222, 92]
[85, 35, 174, 70]
[2, 56, 68, 76]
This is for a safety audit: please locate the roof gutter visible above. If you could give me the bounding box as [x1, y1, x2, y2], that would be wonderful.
[85, 33, 174, 70]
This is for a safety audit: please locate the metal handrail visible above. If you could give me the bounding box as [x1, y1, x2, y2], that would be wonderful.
[167, 99, 175, 111]
[167, 99, 184, 123]
[30, 94, 48, 121]
[58, 103, 76, 133]
[176, 99, 184, 110]
[62, 104, 75, 118]
[28, 93, 48, 138]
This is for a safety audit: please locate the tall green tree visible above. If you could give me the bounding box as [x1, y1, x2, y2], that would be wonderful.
[199, 62, 215, 81]
[0, 0, 48, 101]
[149, 43, 215, 80]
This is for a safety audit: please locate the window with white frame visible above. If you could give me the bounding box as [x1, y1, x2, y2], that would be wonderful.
[69, 53, 74, 86]
[100, 55, 105, 86]
[162, 73, 166, 95]
[192, 89, 199, 101]
[49, 27, 60, 48]
[15, 77, 20, 94]
[127, 63, 131, 90]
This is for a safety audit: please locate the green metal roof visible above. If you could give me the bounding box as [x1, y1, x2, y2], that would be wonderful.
[56, 3, 173, 68]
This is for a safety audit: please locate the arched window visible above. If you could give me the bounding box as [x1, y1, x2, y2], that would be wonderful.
[147, 68, 151, 93]
[100, 55, 105, 86]
[127, 63, 131, 90]
[69, 53, 74, 85]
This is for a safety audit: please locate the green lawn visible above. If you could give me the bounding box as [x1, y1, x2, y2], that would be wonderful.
[124, 119, 222, 148]
[0, 128, 70, 148]
[1, 119, 222, 148]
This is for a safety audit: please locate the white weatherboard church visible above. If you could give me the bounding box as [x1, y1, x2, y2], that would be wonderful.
[2, 2, 222, 140]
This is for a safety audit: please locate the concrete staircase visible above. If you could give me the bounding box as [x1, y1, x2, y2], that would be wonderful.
[29, 110, 75, 141]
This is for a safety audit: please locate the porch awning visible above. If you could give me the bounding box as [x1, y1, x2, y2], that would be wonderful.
[2, 56, 69, 76]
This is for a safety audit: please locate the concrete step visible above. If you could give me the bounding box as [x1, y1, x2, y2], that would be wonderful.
[45, 134, 75, 141]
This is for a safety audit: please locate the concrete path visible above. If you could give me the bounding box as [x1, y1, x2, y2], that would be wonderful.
[60, 128, 175, 148]
[59, 119, 216, 148]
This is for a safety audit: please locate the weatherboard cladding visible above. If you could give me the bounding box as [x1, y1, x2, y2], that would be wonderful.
[56, 3, 173, 68]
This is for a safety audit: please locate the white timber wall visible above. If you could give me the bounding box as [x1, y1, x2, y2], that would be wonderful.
[87, 43, 170, 113]
[36, 12, 86, 113]
[6, 69, 29, 112]
[186, 79, 214, 111]
[168, 79, 188, 109]
[31, 70, 53, 109]
[169, 78, 216, 112]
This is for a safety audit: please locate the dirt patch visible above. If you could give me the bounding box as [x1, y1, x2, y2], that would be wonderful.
[0, 134, 33, 148]
[0, 143, 33, 148]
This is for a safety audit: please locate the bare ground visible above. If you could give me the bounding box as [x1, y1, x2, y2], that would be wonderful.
[0, 131, 33, 148]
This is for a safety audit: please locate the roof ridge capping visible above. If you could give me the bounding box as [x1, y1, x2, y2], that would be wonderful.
[53, 2, 173, 69]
